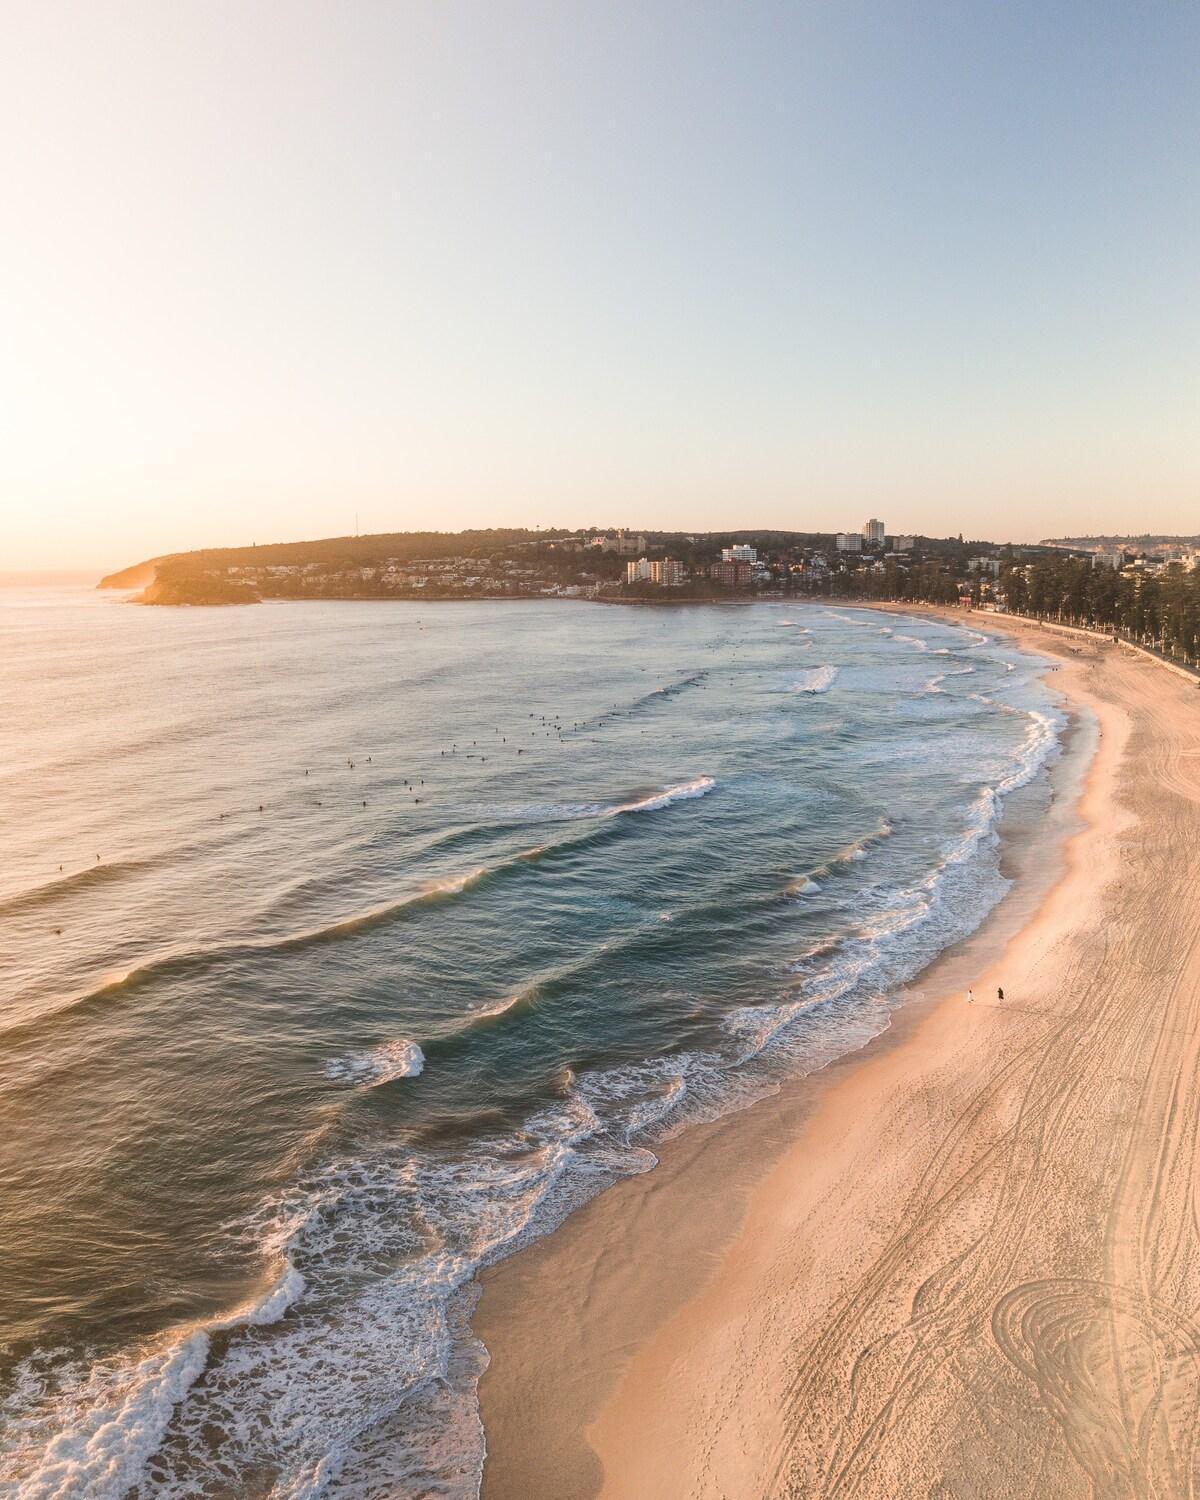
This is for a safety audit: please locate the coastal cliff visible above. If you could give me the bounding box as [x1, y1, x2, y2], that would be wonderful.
[98, 559, 160, 590]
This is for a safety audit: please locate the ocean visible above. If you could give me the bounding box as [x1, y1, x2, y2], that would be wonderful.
[0, 589, 1065, 1498]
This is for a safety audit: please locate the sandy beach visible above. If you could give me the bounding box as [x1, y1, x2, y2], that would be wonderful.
[476, 610, 1200, 1499]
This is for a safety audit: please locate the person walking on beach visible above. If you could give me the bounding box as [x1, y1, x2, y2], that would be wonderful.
[967, 988, 974, 1004]
[997, 986, 1005, 1002]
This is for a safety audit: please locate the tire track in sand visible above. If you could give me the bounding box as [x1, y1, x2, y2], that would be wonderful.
[762, 641, 1200, 1500]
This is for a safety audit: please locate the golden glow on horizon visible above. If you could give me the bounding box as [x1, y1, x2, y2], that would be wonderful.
[2, 1, 1197, 570]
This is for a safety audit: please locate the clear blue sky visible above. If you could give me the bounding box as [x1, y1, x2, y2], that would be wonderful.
[2, 0, 1197, 567]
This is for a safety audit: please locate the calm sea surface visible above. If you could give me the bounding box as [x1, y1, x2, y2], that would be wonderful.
[0, 589, 1063, 1498]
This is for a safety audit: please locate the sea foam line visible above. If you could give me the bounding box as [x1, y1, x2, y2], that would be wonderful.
[609, 776, 716, 814]
[924, 665, 975, 694]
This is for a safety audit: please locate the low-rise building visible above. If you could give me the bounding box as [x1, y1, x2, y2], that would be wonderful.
[836, 533, 863, 553]
[710, 559, 753, 586]
[594, 530, 647, 555]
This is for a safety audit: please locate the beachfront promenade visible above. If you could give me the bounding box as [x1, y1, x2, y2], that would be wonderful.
[986, 607, 1200, 685]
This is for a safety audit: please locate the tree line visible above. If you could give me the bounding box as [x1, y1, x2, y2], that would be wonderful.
[1000, 556, 1200, 662]
[800, 560, 964, 605]
[816, 553, 1200, 664]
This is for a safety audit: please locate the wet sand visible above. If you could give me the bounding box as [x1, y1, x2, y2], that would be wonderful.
[476, 611, 1200, 1499]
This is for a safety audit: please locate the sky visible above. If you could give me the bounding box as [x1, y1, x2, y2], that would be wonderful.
[1, 0, 1197, 570]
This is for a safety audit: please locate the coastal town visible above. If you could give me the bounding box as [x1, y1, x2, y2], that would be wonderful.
[102, 522, 1200, 665]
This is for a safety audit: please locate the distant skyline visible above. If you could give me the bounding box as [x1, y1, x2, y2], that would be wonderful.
[2, 0, 1197, 570]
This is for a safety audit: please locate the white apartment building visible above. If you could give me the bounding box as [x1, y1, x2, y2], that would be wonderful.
[862, 518, 886, 545]
[626, 556, 686, 586]
[721, 545, 758, 562]
[836, 533, 863, 553]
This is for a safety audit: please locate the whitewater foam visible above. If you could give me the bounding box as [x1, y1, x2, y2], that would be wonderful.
[924, 665, 975, 695]
[2, 1261, 307, 1500]
[610, 776, 716, 815]
[324, 1039, 425, 1086]
[790, 666, 839, 694]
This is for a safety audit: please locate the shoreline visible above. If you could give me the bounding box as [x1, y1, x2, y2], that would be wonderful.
[480, 607, 1200, 1497]
[588, 617, 1129, 1499]
[473, 608, 1110, 1498]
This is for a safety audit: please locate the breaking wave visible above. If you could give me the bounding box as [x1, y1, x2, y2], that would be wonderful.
[324, 1040, 425, 1086]
[610, 776, 716, 814]
[924, 665, 975, 695]
[790, 666, 839, 694]
[1, 1264, 306, 1500]
[786, 817, 895, 894]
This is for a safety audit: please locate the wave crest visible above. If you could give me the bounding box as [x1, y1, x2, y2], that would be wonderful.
[0, 857, 160, 919]
[790, 666, 839, 694]
[610, 777, 716, 815]
[324, 1040, 425, 1086]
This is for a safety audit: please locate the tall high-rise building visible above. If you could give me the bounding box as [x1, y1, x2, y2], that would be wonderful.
[862, 518, 886, 546]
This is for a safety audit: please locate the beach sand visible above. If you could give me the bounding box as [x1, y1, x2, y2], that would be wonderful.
[475, 611, 1200, 1499]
